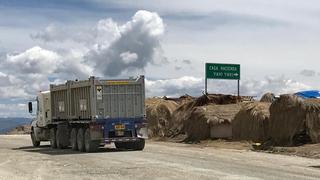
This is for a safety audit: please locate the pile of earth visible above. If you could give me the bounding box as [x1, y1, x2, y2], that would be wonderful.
[7, 125, 31, 135]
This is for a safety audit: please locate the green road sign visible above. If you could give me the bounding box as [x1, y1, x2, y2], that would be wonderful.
[206, 63, 240, 80]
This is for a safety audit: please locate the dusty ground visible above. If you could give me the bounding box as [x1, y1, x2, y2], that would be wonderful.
[264, 144, 320, 159]
[1, 135, 320, 180]
[196, 139, 320, 159]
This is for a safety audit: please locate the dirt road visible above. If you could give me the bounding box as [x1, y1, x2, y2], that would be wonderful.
[0, 135, 320, 180]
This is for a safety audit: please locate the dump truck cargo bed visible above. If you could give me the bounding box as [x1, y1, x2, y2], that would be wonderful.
[50, 76, 146, 122]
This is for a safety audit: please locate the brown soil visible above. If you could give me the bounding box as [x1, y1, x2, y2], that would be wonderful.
[254, 143, 320, 159]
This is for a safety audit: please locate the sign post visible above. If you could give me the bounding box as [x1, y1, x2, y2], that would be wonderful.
[205, 63, 241, 96]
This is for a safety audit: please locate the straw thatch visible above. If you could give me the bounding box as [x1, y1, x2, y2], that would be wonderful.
[260, 93, 276, 103]
[163, 94, 195, 105]
[232, 102, 271, 142]
[205, 104, 243, 126]
[146, 98, 178, 138]
[269, 94, 306, 146]
[167, 94, 243, 142]
[304, 99, 320, 143]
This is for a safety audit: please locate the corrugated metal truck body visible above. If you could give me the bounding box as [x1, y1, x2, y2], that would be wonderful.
[51, 76, 145, 121]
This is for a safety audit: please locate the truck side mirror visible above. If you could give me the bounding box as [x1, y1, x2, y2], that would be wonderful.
[28, 102, 33, 113]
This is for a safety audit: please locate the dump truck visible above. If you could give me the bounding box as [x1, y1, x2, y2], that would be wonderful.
[28, 76, 147, 152]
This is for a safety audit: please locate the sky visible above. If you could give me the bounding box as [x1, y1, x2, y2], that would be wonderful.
[0, 0, 320, 117]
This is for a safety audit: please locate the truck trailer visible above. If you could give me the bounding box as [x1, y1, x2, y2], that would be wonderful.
[28, 76, 147, 152]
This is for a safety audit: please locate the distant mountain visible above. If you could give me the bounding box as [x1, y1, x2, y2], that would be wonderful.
[0, 118, 32, 134]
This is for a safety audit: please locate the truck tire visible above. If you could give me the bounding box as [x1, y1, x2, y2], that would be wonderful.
[70, 128, 78, 150]
[114, 142, 128, 149]
[134, 139, 145, 151]
[77, 128, 85, 152]
[31, 129, 40, 147]
[84, 128, 99, 152]
[115, 139, 145, 151]
[50, 128, 57, 149]
[56, 127, 69, 149]
[130, 139, 145, 151]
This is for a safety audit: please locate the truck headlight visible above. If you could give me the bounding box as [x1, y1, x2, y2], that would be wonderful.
[136, 126, 148, 139]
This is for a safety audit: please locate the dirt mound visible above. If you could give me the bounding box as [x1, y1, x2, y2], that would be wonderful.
[260, 93, 275, 103]
[232, 102, 271, 142]
[167, 94, 243, 142]
[304, 99, 320, 143]
[269, 94, 307, 146]
[146, 98, 178, 138]
[7, 125, 31, 135]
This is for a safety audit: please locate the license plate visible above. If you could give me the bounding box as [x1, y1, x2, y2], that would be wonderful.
[115, 124, 125, 130]
[116, 131, 124, 136]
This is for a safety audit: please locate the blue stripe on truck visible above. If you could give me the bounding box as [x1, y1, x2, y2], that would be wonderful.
[96, 117, 144, 139]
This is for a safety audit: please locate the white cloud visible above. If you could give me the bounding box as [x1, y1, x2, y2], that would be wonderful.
[240, 76, 311, 97]
[300, 69, 316, 77]
[0, 46, 92, 99]
[31, 10, 165, 77]
[146, 76, 203, 97]
[6, 46, 60, 74]
[87, 10, 165, 76]
[120, 51, 138, 64]
[145, 75, 312, 98]
[0, 103, 27, 117]
[0, 10, 166, 115]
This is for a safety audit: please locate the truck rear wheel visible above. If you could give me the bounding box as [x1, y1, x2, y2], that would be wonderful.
[56, 127, 69, 149]
[84, 128, 99, 152]
[114, 142, 128, 149]
[131, 139, 145, 151]
[134, 139, 146, 151]
[77, 128, 85, 152]
[31, 129, 40, 147]
[115, 139, 145, 151]
[50, 128, 57, 149]
[70, 128, 78, 150]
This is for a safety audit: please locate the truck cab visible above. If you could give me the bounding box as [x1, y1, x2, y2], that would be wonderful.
[30, 91, 51, 146]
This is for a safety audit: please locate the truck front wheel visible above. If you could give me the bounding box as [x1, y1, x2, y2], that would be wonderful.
[77, 128, 85, 152]
[50, 128, 57, 149]
[84, 128, 99, 152]
[31, 129, 40, 147]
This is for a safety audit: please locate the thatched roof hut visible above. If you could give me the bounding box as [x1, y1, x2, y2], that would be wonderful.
[232, 102, 271, 142]
[269, 94, 306, 146]
[145, 98, 178, 138]
[167, 94, 243, 142]
[304, 99, 320, 143]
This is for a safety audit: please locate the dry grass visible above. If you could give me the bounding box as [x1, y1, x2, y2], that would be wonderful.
[232, 102, 271, 142]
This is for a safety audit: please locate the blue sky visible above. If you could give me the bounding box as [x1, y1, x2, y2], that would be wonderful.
[0, 0, 320, 117]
